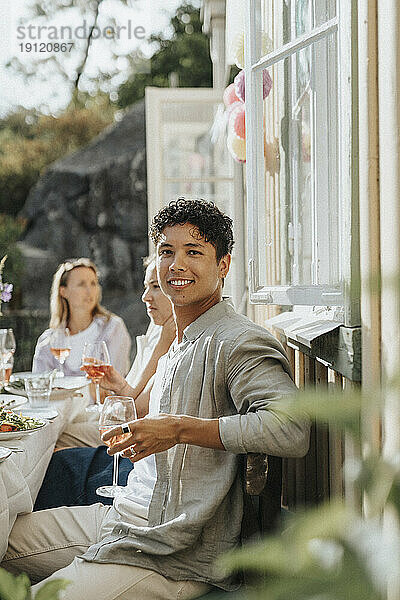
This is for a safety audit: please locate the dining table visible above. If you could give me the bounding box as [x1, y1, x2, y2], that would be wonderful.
[0, 384, 92, 560]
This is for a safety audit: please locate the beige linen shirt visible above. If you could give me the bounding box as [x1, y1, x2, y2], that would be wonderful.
[82, 299, 310, 590]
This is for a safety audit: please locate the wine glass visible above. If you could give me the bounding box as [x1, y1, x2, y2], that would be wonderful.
[0, 328, 16, 388]
[81, 341, 111, 413]
[97, 395, 136, 497]
[49, 327, 71, 377]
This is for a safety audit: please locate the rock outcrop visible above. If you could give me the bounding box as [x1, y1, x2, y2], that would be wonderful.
[18, 100, 149, 346]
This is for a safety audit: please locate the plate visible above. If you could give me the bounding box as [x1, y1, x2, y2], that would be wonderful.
[6, 374, 89, 401]
[0, 447, 12, 461]
[0, 394, 27, 410]
[20, 407, 58, 420]
[0, 420, 47, 440]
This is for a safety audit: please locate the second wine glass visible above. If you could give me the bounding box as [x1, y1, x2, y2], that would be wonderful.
[81, 340, 111, 413]
[97, 395, 136, 498]
[49, 327, 71, 378]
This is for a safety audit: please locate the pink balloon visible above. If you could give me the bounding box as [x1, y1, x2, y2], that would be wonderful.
[230, 102, 245, 139]
[223, 83, 240, 107]
[234, 69, 273, 102]
[226, 100, 242, 117]
[262, 69, 273, 99]
[234, 70, 246, 103]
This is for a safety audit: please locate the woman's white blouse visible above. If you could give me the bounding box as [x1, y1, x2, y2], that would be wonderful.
[32, 315, 132, 376]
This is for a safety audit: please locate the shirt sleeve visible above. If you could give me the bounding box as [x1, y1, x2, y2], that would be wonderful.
[32, 330, 56, 373]
[218, 330, 310, 458]
[103, 316, 132, 376]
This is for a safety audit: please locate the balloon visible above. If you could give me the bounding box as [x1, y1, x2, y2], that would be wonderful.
[223, 83, 240, 107]
[226, 100, 242, 117]
[230, 102, 245, 139]
[234, 70, 246, 102]
[231, 32, 245, 69]
[234, 69, 272, 103]
[227, 131, 246, 163]
[232, 32, 273, 70]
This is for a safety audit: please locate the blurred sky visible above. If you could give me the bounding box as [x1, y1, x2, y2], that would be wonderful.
[0, 0, 198, 117]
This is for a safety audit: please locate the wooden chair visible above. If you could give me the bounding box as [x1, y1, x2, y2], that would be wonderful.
[197, 454, 283, 598]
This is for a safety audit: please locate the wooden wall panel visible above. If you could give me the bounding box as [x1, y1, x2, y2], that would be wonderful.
[282, 356, 347, 510]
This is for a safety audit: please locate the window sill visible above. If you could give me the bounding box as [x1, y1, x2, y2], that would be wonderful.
[266, 311, 361, 382]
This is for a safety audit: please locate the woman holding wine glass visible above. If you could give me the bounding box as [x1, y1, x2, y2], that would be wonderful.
[32, 257, 131, 446]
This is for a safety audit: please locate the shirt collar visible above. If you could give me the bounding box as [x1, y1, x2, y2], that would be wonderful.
[183, 298, 234, 342]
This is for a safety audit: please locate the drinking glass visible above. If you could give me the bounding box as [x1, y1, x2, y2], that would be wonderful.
[24, 372, 54, 408]
[97, 395, 136, 498]
[49, 327, 71, 377]
[81, 341, 111, 413]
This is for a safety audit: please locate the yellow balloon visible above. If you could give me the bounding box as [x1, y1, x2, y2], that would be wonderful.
[227, 131, 246, 163]
[232, 32, 273, 69]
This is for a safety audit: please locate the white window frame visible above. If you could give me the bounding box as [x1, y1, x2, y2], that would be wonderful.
[244, 1, 359, 326]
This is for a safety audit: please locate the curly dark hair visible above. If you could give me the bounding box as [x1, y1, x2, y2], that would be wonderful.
[149, 198, 234, 261]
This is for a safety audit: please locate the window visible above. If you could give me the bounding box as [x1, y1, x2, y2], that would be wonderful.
[245, 0, 359, 326]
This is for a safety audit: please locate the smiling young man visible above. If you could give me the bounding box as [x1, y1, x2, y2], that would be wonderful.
[2, 199, 309, 600]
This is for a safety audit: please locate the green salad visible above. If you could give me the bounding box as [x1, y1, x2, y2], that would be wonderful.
[0, 408, 44, 432]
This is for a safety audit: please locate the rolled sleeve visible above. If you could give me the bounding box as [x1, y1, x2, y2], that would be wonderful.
[224, 331, 310, 457]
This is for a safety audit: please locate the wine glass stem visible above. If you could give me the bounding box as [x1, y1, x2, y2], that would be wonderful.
[95, 382, 101, 406]
[0, 362, 4, 391]
[112, 453, 119, 487]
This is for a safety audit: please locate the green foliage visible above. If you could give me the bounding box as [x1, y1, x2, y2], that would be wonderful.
[0, 568, 69, 600]
[117, 3, 212, 108]
[215, 387, 400, 599]
[0, 98, 114, 215]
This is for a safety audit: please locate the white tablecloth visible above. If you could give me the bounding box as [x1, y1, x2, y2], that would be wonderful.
[0, 394, 90, 560]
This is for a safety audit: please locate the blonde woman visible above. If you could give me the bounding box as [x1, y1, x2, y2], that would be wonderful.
[33, 258, 131, 377]
[32, 258, 131, 447]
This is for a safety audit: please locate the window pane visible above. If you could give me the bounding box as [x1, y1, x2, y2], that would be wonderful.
[262, 0, 336, 48]
[255, 31, 339, 289]
[314, 0, 336, 27]
[295, 0, 312, 37]
[262, 0, 290, 47]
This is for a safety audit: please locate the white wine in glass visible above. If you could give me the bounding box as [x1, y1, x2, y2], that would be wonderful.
[97, 395, 136, 498]
[81, 341, 111, 413]
[50, 327, 71, 377]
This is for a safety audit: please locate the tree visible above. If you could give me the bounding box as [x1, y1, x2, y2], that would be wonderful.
[7, 0, 135, 110]
[0, 96, 115, 216]
[116, 3, 212, 108]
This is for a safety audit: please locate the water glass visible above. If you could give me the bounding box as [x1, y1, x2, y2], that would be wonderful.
[24, 373, 54, 408]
